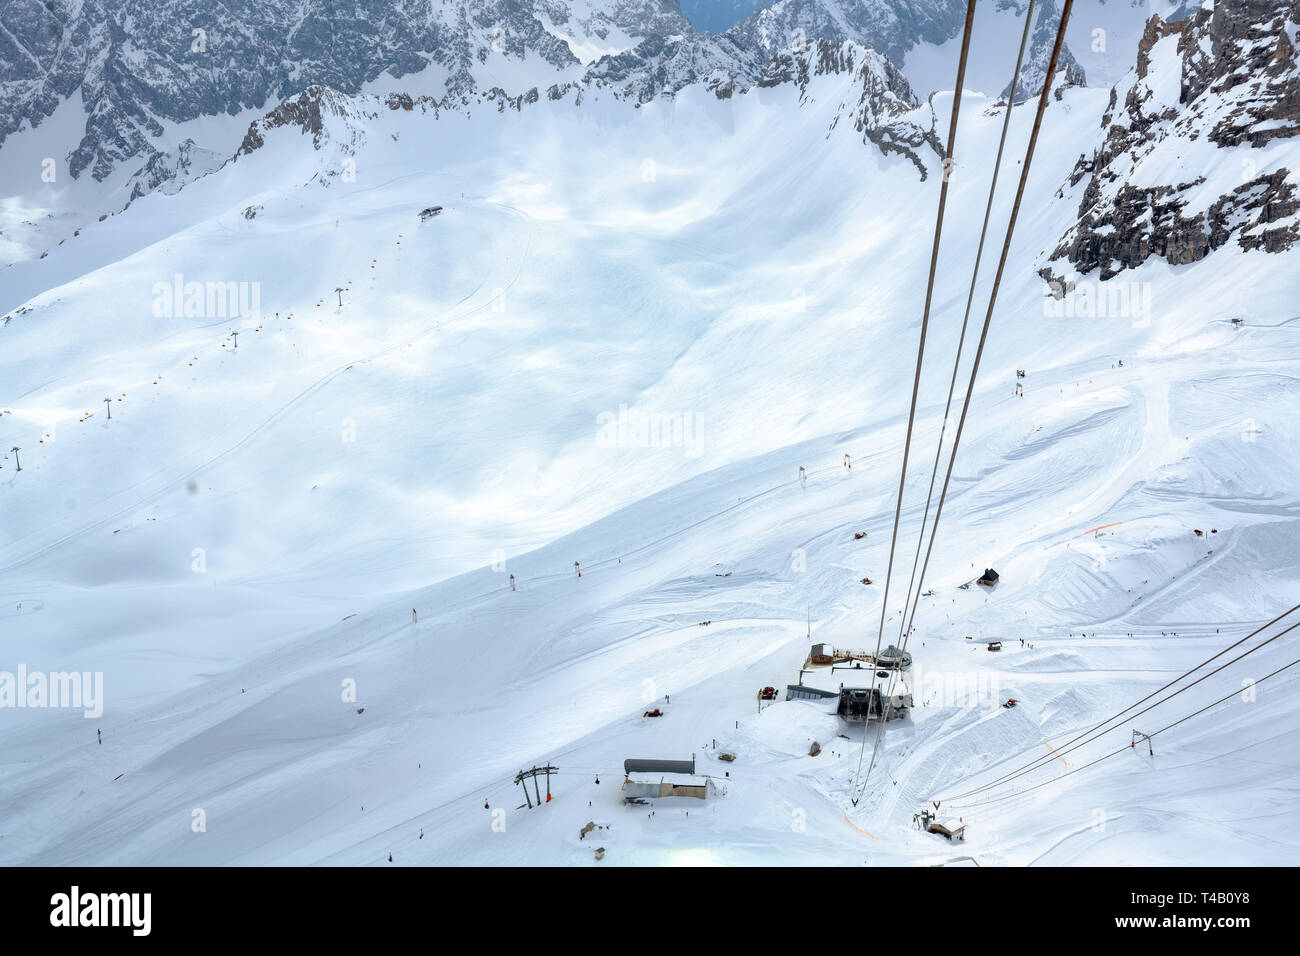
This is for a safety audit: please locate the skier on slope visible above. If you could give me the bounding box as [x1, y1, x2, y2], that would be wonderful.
[575, 561, 581, 578]
[509, 573, 516, 591]
[843, 454, 851, 470]
[798, 465, 806, 484]
[412, 608, 417, 623]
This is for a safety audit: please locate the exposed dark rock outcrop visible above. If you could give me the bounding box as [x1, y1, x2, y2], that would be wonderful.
[1051, 1, 1300, 279]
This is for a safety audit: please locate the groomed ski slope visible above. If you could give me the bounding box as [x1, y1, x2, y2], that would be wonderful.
[1, 57, 1298, 865]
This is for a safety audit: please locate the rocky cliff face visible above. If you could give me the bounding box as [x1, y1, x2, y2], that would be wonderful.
[232, 83, 580, 171]
[123, 139, 227, 203]
[758, 40, 941, 177]
[724, 0, 969, 66]
[1050, 1, 1300, 279]
[582, 30, 766, 101]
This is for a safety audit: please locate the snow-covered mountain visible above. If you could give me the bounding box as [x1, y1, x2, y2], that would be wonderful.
[0, 0, 690, 182]
[0, 0, 1098, 201]
[581, 27, 766, 99]
[756, 39, 941, 177]
[1, 1, 1298, 867]
[0, 0, 719, 265]
[0, 0, 1181, 275]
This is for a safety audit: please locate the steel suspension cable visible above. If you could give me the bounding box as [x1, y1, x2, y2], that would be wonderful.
[851, 0, 979, 803]
[938, 601, 1300, 801]
[945, 653, 1300, 812]
[895, 0, 1037, 650]
[856, 0, 1072, 804]
[890, 0, 1074, 668]
[869, 1, 978, 659]
[861, 0, 1036, 795]
[939, 615, 1300, 804]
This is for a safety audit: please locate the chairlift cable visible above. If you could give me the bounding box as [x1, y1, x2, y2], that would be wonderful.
[944, 653, 1300, 812]
[937, 603, 1300, 801]
[941, 616, 1300, 802]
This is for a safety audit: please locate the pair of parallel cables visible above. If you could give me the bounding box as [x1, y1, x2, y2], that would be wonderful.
[853, 0, 1075, 802]
[934, 603, 1300, 811]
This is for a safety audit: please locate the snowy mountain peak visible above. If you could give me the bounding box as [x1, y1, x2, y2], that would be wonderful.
[758, 38, 941, 176]
[581, 27, 765, 100]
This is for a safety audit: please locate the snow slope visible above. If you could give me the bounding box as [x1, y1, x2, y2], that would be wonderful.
[1, 32, 1298, 865]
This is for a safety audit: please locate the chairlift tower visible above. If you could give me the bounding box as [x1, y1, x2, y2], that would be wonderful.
[514, 764, 559, 808]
